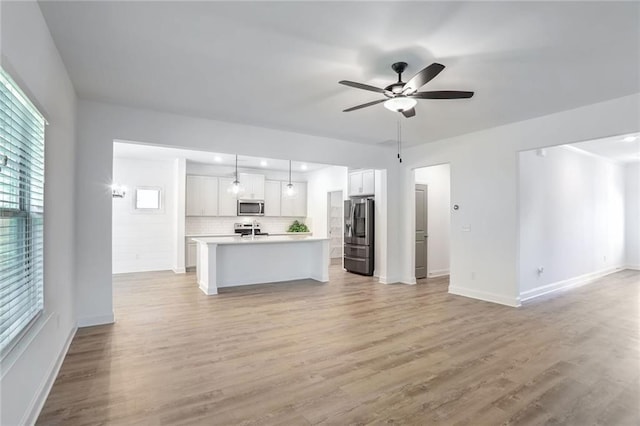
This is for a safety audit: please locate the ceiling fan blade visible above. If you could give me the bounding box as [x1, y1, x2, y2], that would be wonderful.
[401, 108, 416, 118]
[339, 80, 389, 94]
[343, 98, 387, 112]
[410, 90, 474, 99]
[402, 63, 445, 94]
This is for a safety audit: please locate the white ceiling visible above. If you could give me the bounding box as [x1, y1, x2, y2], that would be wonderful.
[113, 141, 329, 172]
[39, 1, 640, 147]
[570, 133, 640, 163]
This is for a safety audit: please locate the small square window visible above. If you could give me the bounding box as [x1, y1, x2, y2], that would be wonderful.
[135, 188, 161, 209]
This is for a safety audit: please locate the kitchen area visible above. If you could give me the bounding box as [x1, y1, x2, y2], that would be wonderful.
[112, 142, 381, 293]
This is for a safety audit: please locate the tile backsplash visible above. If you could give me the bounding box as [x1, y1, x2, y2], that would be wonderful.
[186, 216, 307, 235]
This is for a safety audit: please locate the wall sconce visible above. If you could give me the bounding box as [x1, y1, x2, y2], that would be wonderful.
[111, 183, 127, 198]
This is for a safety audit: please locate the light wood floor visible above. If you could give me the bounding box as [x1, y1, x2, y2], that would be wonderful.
[38, 267, 640, 425]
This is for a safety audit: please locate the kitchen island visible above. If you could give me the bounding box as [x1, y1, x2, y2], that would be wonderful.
[193, 235, 330, 295]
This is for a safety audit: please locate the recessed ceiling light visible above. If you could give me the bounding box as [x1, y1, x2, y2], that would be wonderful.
[214, 156, 222, 162]
[260, 160, 268, 167]
[623, 136, 637, 142]
[300, 164, 308, 171]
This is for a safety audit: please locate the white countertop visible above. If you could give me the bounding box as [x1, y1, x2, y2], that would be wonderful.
[186, 232, 312, 238]
[186, 234, 235, 238]
[193, 235, 328, 245]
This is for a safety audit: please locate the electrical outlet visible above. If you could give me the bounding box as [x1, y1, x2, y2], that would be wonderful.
[471, 271, 476, 280]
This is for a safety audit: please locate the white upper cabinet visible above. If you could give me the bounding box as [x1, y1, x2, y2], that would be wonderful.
[186, 175, 218, 216]
[238, 173, 265, 200]
[281, 181, 307, 217]
[362, 170, 375, 195]
[348, 169, 375, 197]
[218, 177, 238, 216]
[186, 173, 307, 218]
[264, 180, 281, 217]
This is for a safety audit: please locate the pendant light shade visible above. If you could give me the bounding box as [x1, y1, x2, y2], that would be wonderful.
[228, 154, 242, 194]
[286, 160, 295, 196]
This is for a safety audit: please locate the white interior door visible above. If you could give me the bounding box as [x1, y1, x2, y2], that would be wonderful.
[415, 184, 428, 279]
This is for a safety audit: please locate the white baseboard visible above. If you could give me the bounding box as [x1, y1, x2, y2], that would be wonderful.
[401, 277, 417, 285]
[379, 275, 400, 284]
[22, 324, 77, 426]
[198, 281, 217, 295]
[77, 312, 115, 328]
[625, 264, 640, 271]
[449, 285, 521, 307]
[173, 267, 186, 274]
[520, 266, 623, 303]
[428, 269, 450, 278]
[376, 276, 416, 285]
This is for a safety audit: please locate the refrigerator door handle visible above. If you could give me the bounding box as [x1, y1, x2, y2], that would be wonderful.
[347, 201, 355, 237]
[351, 202, 356, 234]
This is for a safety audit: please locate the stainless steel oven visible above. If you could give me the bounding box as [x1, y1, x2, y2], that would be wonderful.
[237, 200, 265, 216]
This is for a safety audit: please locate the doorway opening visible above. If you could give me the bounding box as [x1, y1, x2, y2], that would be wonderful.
[517, 134, 638, 302]
[327, 190, 343, 265]
[414, 164, 451, 280]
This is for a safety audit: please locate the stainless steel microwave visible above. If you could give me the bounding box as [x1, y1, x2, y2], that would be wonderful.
[237, 200, 265, 216]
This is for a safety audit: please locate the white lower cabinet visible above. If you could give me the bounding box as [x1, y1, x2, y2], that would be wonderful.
[186, 242, 197, 268]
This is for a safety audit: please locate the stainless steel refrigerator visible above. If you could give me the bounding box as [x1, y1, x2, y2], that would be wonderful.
[344, 198, 374, 275]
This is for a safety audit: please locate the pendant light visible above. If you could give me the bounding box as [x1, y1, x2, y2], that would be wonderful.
[286, 160, 295, 196]
[229, 154, 241, 194]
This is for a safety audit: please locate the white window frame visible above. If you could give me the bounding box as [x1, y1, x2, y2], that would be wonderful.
[0, 66, 46, 358]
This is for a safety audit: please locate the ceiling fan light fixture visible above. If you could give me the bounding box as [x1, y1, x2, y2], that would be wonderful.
[384, 96, 417, 112]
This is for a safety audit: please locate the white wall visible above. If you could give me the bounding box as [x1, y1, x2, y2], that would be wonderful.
[400, 93, 640, 307]
[112, 157, 177, 274]
[519, 146, 626, 300]
[75, 100, 397, 329]
[415, 164, 451, 277]
[173, 158, 186, 273]
[625, 162, 640, 269]
[305, 166, 348, 238]
[0, 1, 78, 425]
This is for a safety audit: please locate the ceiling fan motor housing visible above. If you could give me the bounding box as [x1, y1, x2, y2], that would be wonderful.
[391, 61, 408, 75]
[385, 62, 409, 95]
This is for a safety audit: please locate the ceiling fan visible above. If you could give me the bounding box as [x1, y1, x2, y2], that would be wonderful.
[339, 62, 474, 118]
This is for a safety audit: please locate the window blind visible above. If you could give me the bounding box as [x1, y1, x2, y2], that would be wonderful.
[0, 67, 45, 356]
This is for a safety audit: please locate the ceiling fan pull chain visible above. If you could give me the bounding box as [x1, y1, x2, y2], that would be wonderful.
[397, 119, 402, 163]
